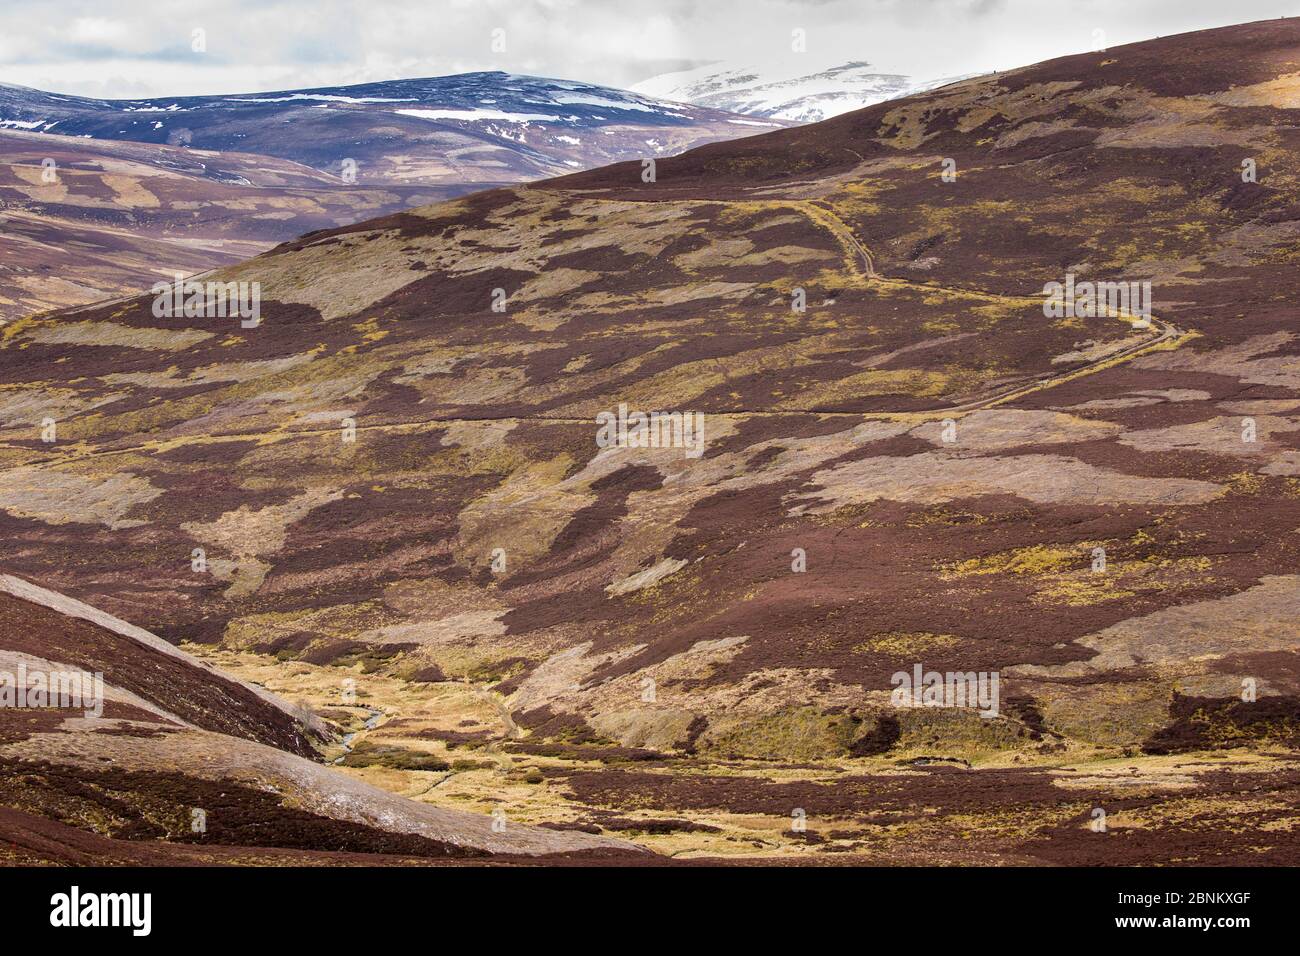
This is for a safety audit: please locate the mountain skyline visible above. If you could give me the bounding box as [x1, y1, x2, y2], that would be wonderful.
[3, 0, 1294, 101]
[0, 72, 784, 184]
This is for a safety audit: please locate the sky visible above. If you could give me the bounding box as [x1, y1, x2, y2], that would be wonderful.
[1, 0, 1297, 100]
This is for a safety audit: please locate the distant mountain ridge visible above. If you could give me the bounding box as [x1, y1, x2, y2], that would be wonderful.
[0, 73, 788, 185]
[633, 59, 975, 122]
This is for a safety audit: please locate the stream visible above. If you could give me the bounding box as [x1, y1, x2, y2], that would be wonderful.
[333, 707, 382, 764]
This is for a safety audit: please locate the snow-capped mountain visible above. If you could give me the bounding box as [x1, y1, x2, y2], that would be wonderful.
[0, 74, 789, 185]
[633, 60, 975, 124]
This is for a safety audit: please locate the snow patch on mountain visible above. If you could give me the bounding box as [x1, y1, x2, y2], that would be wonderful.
[633, 60, 976, 123]
[395, 107, 565, 123]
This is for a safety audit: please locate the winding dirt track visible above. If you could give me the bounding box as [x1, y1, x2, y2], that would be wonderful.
[637, 195, 1192, 416]
[0, 193, 1192, 467]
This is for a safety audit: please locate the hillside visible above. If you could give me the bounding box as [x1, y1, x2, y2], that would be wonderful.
[0, 576, 642, 861]
[1, 19, 1298, 863]
[0, 128, 457, 322]
[0, 74, 784, 322]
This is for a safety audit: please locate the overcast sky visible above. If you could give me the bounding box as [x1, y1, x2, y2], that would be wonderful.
[2, 0, 1296, 100]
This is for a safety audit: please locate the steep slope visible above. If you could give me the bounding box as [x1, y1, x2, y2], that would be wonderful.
[0, 75, 787, 186]
[633, 60, 972, 122]
[0, 573, 321, 753]
[2, 20, 1299, 862]
[0, 576, 642, 860]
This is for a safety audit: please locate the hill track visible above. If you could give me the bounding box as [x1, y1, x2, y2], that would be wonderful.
[0, 192, 1190, 468]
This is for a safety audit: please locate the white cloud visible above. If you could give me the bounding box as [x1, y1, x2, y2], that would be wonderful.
[0, 0, 1291, 99]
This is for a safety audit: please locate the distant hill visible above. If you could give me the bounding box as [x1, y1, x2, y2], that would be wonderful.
[0, 74, 787, 186]
[0, 128, 458, 323]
